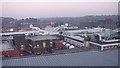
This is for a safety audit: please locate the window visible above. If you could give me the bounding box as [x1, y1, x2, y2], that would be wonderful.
[37, 44, 39, 48]
[20, 45, 24, 50]
[50, 42, 53, 44]
[50, 42, 53, 46]
[21, 45, 24, 47]
[43, 42, 46, 47]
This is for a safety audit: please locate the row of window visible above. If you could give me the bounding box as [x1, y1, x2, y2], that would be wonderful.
[34, 42, 53, 48]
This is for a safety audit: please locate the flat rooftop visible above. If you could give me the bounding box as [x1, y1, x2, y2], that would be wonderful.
[2, 49, 118, 66]
[26, 35, 59, 41]
[0, 41, 14, 52]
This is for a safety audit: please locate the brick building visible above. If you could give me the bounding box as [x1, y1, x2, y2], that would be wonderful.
[26, 35, 62, 55]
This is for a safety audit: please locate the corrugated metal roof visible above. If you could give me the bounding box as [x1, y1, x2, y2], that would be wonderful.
[2, 50, 118, 66]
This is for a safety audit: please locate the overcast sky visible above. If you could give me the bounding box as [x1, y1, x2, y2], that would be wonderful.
[1, 2, 118, 19]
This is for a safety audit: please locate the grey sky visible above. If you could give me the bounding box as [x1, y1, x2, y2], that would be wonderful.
[1, 2, 118, 19]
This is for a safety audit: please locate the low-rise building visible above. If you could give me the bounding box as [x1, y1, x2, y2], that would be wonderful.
[26, 35, 62, 55]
